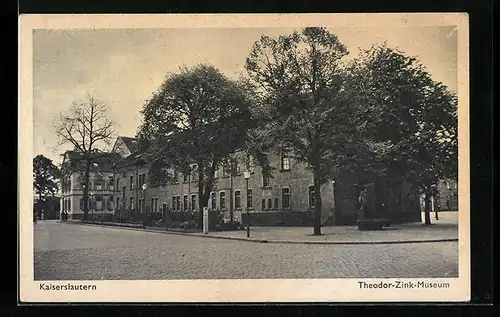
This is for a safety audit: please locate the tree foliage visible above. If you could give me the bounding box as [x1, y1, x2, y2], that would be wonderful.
[54, 93, 116, 220]
[245, 27, 353, 235]
[346, 43, 458, 224]
[33, 154, 60, 203]
[137, 64, 252, 226]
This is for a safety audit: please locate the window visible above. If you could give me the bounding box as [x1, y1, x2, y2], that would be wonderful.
[162, 203, 167, 214]
[130, 176, 134, 190]
[222, 160, 231, 177]
[116, 197, 120, 211]
[108, 178, 114, 190]
[80, 198, 84, 210]
[183, 195, 188, 211]
[282, 188, 290, 209]
[234, 190, 241, 209]
[191, 195, 197, 211]
[267, 199, 272, 210]
[173, 171, 179, 183]
[220, 192, 226, 209]
[172, 197, 176, 211]
[175, 196, 180, 212]
[281, 155, 290, 171]
[139, 174, 146, 188]
[129, 197, 134, 209]
[274, 197, 279, 210]
[183, 173, 189, 183]
[211, 192, 216, 210]
[247, 189, 253, 208]
[95, 180, 103, 190]
[138, 198, 143, 213]
[116, 178, 120, 191]
[262, 199, 266, 210]
[235, 161, 242, 175]
[262, 172, 270, 188]
[309, 185, 315, 207]
[108, 196, 113, 210]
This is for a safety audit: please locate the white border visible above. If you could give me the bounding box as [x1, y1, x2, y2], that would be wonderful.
[19, 13, 470, 303]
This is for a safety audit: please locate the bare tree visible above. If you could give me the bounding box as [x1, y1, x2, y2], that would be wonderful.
[54, 93, 115, 220]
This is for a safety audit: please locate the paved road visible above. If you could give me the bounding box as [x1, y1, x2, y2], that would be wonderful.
[34, 221, 459, 280]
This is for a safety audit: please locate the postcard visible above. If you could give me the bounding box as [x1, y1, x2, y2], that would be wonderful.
[19, 13, 469, 303]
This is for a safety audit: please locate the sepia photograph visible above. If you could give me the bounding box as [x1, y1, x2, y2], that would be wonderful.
[19, 13, 469, 302]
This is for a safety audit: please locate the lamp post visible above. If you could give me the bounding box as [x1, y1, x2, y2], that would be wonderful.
[90, 192, 94, 221]
[243, 170, 251, 238]
[142, 183, 148, 225]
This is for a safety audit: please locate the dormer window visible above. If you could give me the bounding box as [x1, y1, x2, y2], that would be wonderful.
[281, 155, 290, 171]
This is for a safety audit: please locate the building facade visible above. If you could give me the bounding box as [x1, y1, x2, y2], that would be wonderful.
[108, 136, 421, 226]
[59, 136, 422, 225]
[59, 151, 119, 221]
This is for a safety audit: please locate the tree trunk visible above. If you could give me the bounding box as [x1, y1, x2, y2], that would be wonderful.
[82, 160, 91, 220]
[197, 162, 214, 229]
[313, 171, 322, 235]
[198, 193, 209, 229]
[434, 194, 439, 220]
[424, 191, 432, 225]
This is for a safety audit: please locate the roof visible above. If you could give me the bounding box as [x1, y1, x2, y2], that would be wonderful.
[61, 150, 122, 174]
[120, 136, 139, 154]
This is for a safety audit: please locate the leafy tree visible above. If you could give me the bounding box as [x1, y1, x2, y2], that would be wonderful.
[54, 93, 116, 220]
[245, 27, 353, 235]
[346, 44, 458, 225]
[137, 64, 252, 228]
[33, 154, 60, 203]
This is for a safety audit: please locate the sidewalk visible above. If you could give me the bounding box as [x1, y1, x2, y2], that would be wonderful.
[66, 212, 459, 245]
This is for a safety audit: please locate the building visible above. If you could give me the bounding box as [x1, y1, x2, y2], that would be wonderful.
[111, 137, 167, 222]
[59, 135, 421, 225]
[59, 150, 121, 221]
[437, 178, 458, 211]
[106, 136, 421, 226]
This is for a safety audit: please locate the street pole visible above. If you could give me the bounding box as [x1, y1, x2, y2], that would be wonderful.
[142, 183, 148, 225]
[246, 178, 249, 238]
[90, 192, 94, 222]
[203, 206, 208, 234]
[244, 171, 251, 238]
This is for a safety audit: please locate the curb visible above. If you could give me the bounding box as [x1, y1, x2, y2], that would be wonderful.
[63, 221, 458, 245]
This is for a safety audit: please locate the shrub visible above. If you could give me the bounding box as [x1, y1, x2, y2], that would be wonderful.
[179, 220, 197, 229]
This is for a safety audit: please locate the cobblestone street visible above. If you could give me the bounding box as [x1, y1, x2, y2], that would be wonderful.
[34, 221, 458, 280]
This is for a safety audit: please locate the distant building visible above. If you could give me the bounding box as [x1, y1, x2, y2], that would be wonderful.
[59, 150, 121, 221]
[437, 178, 458, 211]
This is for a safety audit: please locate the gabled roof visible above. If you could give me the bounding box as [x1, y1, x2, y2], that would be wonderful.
[120, 136, 139, 153]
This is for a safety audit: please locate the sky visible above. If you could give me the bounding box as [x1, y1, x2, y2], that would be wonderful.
[33, 26, 457, 164]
